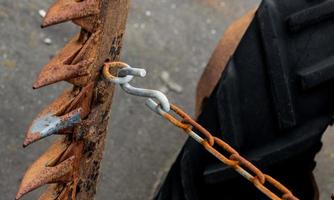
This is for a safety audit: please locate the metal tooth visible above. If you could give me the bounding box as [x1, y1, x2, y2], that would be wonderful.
[16, 156, 75, 200]
[65, 82, 94, 119]
[66, 31, 100, 87]
[33, 59, 91, 89]
[34, 30, 97, 89]
[16, 140, 70, 200]
[69, 30, 99, 66]
[38, 184, 65, 200]
[39, 185, 72, 200]
[37, 142, 81, 200]
[73, 15, 98, 33]
[54, 185, 72, 200]
[33, 34, 89, 89]
[41, 0, 100, 28]
[23, 108, 82, 147]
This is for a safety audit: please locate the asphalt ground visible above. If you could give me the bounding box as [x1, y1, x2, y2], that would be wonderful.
[0, 0, 333, 199]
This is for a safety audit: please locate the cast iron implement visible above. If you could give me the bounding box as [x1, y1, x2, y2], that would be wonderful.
[16, 0, 131, 199]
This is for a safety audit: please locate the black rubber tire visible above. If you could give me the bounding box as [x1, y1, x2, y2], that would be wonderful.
[154, 0, 334, 199]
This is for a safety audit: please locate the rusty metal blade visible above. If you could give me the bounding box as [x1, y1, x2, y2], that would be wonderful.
[67, 30, 100, 87]
[33, 34, 89, 89]
[38, 184, 65, 200]
[39, 142, 83, 199]
[39, 142, 83, 200]
[70, 30, 99, 66]
[42, 0, 100, 28]
[16, 140, 71, 200]
[65, 82, 94, 119]
[16, 156, 75, 200]
[33, 59, 90, 89]
[73, 15, 98, 33]
[23, 108, 82, 147]
[56, 185, 72, 200]
[45, 33, 86, 67]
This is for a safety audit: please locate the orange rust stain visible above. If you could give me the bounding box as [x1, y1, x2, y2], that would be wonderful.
[16, 140, 72, 199]
[42, 0, 100, 28]
[66, 82, 95, 119]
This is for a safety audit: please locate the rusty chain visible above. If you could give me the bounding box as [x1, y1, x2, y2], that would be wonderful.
[103, 61, 299, 200]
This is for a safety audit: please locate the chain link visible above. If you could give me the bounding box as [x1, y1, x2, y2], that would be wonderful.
[103, 62, 299, 200]
[159, 104, 299, 200]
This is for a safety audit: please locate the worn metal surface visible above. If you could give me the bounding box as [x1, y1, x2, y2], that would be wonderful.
[15, 0, 131, 199]
[41, 0, 100, 29]
[16, 156, 75, 200]
[32, 33, 91, 89]
[1, 0, 333, 200]
[23, 108, 82, 147]
[16, 140, 71, 199]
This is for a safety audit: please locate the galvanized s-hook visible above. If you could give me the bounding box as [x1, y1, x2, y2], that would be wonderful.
[103, 62, 134, 84]
[121, 82, 170, 112]
[103, 62, 171, 112]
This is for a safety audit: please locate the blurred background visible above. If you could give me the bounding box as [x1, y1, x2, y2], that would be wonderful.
[0, 0, 333, 199]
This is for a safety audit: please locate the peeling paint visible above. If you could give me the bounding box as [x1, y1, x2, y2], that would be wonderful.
[23, 108, 82, 147]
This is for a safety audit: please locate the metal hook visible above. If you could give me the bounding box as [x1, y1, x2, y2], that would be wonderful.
[121, 82, 170, 112]
[103, 62, 134, 84]
[119, 67, 147, 78]
[103, 62, 171, 112]
[145, 98, 167, 116]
